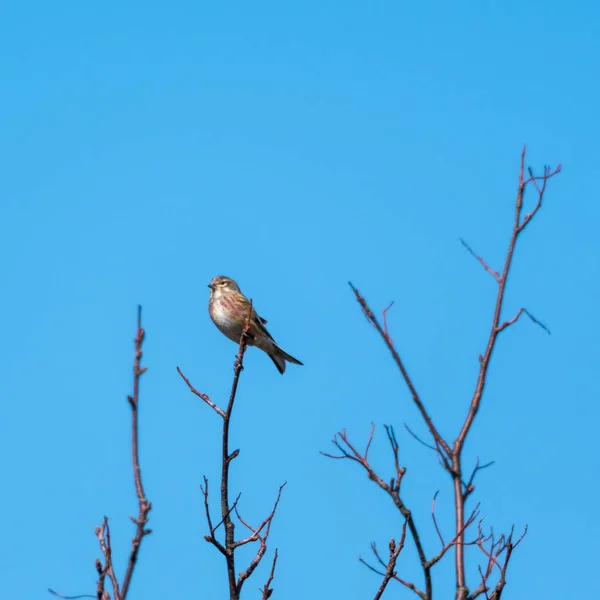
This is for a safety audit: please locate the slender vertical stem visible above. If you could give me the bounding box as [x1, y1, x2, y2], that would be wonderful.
[122, 306, 152, 600]
[222, 302, 253, 600]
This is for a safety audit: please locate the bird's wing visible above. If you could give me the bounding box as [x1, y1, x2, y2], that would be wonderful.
[254, 311, 275, 341]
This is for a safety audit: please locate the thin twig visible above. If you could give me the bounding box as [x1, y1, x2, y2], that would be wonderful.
[122, 306, 152, 600]
[322, 426, 431, 599]
[431, 492, 445, 547]
[460, 239, 501, 282]
[221, 301, 254, 600]
[349, 282, 451, 460]
[235, 484, 286, 593]
[260, 549, 279, 600]
[95, 518, 120, 600]
[451, 147, 559, 596]
[360, 525, 424, 600]
[181, 300, 283, 600]
[462, 458, 495, 500]
[373, 523, 408, 600]
[427, 504, 480, 568]
[404, 423, 437, 452]
[47, 591, 95, 599]
[382, 301, 395, 345]
[176, 367, 225, 417]
[95, 557, 107, 600]
[234, 483, 286, 548]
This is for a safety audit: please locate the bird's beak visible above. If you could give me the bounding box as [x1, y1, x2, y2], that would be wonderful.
[208, 283, 216, 291]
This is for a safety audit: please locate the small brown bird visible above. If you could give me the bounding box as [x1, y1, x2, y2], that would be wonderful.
[208, 275, 303, 374]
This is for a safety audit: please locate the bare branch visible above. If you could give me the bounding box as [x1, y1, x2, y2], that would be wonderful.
[95, 557, 108, 600]
[462, 458, 495, 500]
[220, 301, 254, 599]
[360, 525, 425, 600]
[176, 367, 225, 418]
[382, 301, 395, 345]
[200, 477, 229, 556]
[234, 483, 286, 549]
[179, 300, 285, 600]
[364, 422, 376, 462]
[427, 504, 480, 568]
[47, 590, 95, 599]
[519, 163, 561, 233]
[235, 484, 286, 593]
[452, 148, 559, 594]
[323, 426, 431, 599]
[349, 282, 452, 458]
[95, 518, 120, 600]
[122, 306, 152, 600]
[460, 239, 501, 282]
[372, 524, 408, 600]
[431, 491, 445, 547]
[469, 523, 528, 600]
[404, 423, 437, 452]
[496, 308, 550, 335]
[260, 549, 279, 600]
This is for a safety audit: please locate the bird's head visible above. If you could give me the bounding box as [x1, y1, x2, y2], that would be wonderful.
[208, 275, 240, 297]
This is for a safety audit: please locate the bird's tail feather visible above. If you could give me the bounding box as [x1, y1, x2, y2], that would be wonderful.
[269, 346, 303, 374]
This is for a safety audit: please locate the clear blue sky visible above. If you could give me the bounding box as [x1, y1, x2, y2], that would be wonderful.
[1, 1, 598, 598]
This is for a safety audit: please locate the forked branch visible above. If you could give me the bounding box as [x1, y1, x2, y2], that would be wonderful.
[90, 307, 152, 600]
[334, 147, 559, 600]
[178, 302, 284, 600]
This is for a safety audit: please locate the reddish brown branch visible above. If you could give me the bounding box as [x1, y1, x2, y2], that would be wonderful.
[200, 477, 229, 556]
[469, 523, 528, 600]
[260, 549, 279, 600]
[234, 483, 286, 548]
[322, 426, 431, 599]
[427, 503, 480, 568]
[349, 282, 451, 458]
[219, 301, 254, 599]
[382, 301, 395, 345]
[176, 367, 225, 417]
[451, 149, 559, 595]
[360, 525, 424, 600]
[88, 308, 152, 600]
[121, 306, 152, 600]
[359, 523, 410, 600]
[179, 301, 285, 600]
[339, 148, 558, 600]
[431, 492, 445, 547]
[95, 558, 107, 600]
[235, 484, 286, 593]
[95, 518, 120, 600]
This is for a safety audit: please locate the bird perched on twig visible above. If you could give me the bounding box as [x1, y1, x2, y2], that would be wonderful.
[208, 275, 303, 374]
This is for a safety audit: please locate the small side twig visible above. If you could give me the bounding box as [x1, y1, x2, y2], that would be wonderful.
[359, 523, 409, 600]
[95, 518, 120, 600]
[322, 426, 431, 599]
[176, 367, 225, 417]
[462, 458, 495, 500]
[460, 239, 501, 282]
[47, 590, 95, 599]
[260, 549, 279, 600]
[469, 523, 528, 600]
[235, 484, 286, 594]
[349, 282, 452, 460]
[359, 523, 424, 600]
